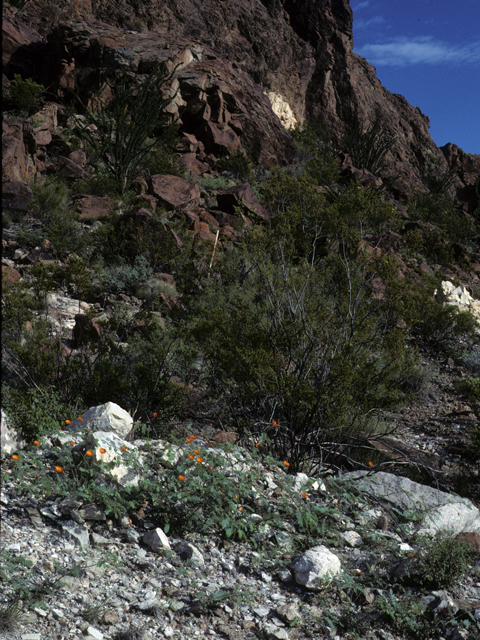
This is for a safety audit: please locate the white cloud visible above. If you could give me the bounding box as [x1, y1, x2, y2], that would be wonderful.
[352, 1, 371, 9]
[354, 15, 386, 30]
[355, 36, 480, 66]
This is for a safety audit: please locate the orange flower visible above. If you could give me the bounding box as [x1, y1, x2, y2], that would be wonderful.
[368, 461, 374, 467]
[12, 454, 19, 460]
[194, 449, 200, 455]
[34, 440, 40, 446]
[272, 419, 278, 426]
[189, 455, 195, 460]
[70, 441, 76, 446]
[283, 460, 290, 467]
[234, 495, 238, 500]
[196, 457, 203, 463]
[178, 475, 186, 481]
[153, 412, 158, 418]
[355, 569, 361, 575]
[255, 443, 259, 448]
[55, 466, 64, 473]
[129, 519, 132, 524]
[77, 416, 83, 422]
[238, 507, 242, 512]
[208, 465, 213, 470]
[409, 553, 414, 558]
[65, 420, 72, 425]
[190, 434, 196, 440]
[86, 450, 94, 457]
[186, 437, 192, 443]
[302, 492, 308, 498]
[121, 446, 127, 451]
[99, 448, 107, 454]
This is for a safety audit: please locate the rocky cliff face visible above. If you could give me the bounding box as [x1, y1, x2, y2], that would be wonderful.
[3, 0, 479, 206]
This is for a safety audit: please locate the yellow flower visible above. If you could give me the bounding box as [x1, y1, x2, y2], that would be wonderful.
[55, 466, 64, 473]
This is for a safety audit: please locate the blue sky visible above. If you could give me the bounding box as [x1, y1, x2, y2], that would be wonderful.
[350, 0, 480, 154]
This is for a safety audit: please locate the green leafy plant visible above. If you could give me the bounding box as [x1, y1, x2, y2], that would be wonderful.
[71, 62, 178, 194]
[7, 74, 44, 113]
[342, 110, 396, 177]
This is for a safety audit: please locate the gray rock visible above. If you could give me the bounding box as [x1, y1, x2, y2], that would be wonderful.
[72, 402, 133, 438]
[1, 408, 25, 454]
[143, 527, 171, 552]
[174, 540, 205, 567]
[343, 471, 480, 535]
[62, 520, 90, 549]
[292, 546, 341, 590]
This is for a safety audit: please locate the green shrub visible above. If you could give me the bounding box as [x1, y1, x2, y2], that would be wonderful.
[216, 149, 255, 183]
[70, 62, 178, 194]
[8, 74, 44, 113]
[412, 534, 477, 589]
[28, 177, 86, 259]
[290, 120, 339, 186]
[142, 144, 185, 178]
[2, 385, 75, 441]
[454, 376, 480, 401]
[99, 254, 153, 295]
[342, 110, 396, 176]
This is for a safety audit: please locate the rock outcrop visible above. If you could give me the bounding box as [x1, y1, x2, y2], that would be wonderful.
[4, 0, 479, 204]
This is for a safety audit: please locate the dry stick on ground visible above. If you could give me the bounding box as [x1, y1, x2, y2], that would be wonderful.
[208, 229, 220, 276]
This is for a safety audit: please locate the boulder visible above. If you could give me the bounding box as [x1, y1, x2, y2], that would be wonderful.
[76, 195, 112, 221]
[71, 402, 133, 439]
[0, 408, 25, 456]
[292, 545, 341, 589]
[2, 180, 33, 212]
[344, 471, 480, 536]
[150, 174, 200, 210]
[143, 527, 171, 552]
[216, 183, 269, 221]
[85, 430, 140, 487]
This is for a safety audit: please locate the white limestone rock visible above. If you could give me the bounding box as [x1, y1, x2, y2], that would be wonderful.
[143, 527, 171, 552]
[71, 402, 133, 438]
[292, 545, 341, 590]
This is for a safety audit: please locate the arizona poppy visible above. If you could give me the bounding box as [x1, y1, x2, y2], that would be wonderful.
[70, 441, 75, 446]
[99, 448, 106, 454]
[77, 417, 83, 422]
[272, 419, 278, 426]
[34, 440, 40, 446]
[196, 457, 203, 463]
[283, 460, 290, 467]
[186, 437, 192, 443]
[178, 475, 186, 481]
[194, 449, 200, 455]
[55, 466, 64, 473]
[121, 446, 127, 451]
[65, 420, 72, 425]
[189, 455, 195, 460]
[368, 461, 374, 467]
[86, 450, 94, 457]
[153, 412, 157, 418]
[12, 454, 19, 461]
[302, 492, 308, 498]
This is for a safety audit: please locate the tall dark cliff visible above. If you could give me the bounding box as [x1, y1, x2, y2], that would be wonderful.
[3, 0, 479, 207]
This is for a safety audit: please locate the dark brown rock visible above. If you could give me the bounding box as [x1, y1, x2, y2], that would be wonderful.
[73, 314, 101, 346]
[2, 264, 22, 285]
[216, 183, 269, 221]
[150, 174, 200, 210]
[56, 156, 87, 179]
[2, 180, 33, 212]
[454, 532, 480, 552]
[197, 121, 241, 155]
[2, 117, 28, 183]
[69, 149, 87, 166]
[178, 152, 210, 175]
[32, 124, 52, 146]
[76, 195, 112, 221]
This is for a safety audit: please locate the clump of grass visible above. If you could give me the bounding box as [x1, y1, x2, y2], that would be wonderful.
[0, 600, 25, 633]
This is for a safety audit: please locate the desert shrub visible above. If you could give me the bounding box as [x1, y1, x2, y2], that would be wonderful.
[410, 534, 477, 589]
[187, 224, 421, 472]
[70, 62, 178, 194]
[216, 149, 255, 183]
[408, 191, 475, 246]
[142, 142, 185, 178]
[28, 177, 86, 259]
[99, 254, 153, 295]
[454, 376, 480, 401]
[290, 119, 339, 186]
[7, 74, 44, 113]
[377, 590, 430, 638]
[342, 110, 396, 176]
[72, 173, 120, 197]
[2, 385, 74, 441]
